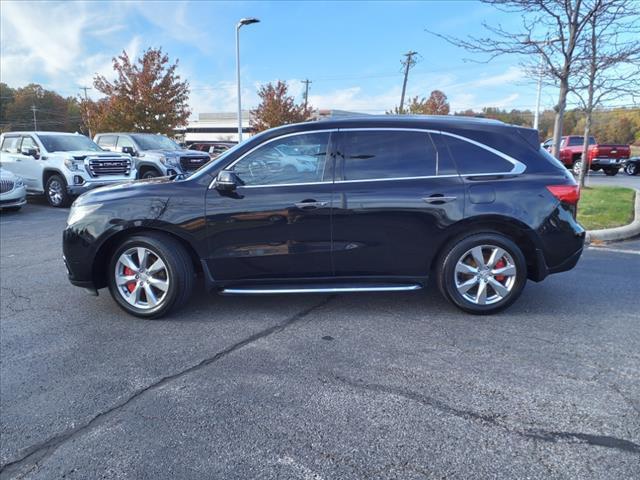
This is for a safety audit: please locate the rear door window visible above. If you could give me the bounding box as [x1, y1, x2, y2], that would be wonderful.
[437, 134, 515, 175]
[340, 130, 437, 180]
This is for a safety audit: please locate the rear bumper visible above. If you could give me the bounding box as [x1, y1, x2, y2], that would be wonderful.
[591, 158, 626, 167]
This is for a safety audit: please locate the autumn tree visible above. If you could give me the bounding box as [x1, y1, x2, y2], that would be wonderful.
[250, 81, 312, 133]
[389, 90, 450, 115]
[89, 47, 190, 135]
[428, 0, 605, 158]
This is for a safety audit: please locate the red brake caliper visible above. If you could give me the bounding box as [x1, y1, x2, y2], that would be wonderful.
[124, 266, 136, 292]
[494, 259, 506, 282]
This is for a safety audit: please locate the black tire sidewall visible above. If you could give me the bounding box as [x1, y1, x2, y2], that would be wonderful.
[107, 236, 182, 318]
[604, 168, 618, 176]
[439, 233, 527, 315]
[46, 175, 71, 207]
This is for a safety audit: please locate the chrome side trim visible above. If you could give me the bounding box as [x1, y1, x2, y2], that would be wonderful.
[208, 126, 527, 189]
[221, 285, 422, 295]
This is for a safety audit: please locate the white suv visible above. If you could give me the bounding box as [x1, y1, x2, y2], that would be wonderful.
[0, 132, 136, 207]
[94, 133, 211, 179]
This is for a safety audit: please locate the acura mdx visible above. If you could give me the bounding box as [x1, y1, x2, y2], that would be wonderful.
[63, 116, 585, 318]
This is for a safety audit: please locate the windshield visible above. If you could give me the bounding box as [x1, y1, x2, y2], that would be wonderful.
[187, 141, 246, 180]
[130, 134, 181, 151]
[38, 134, 102, 152]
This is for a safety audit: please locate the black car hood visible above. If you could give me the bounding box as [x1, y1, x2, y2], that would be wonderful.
[74, 176, 174, 206]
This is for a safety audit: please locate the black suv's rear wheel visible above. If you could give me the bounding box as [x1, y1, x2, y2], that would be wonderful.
[108, 233, 194, 318]
[437, 233, 527, 314]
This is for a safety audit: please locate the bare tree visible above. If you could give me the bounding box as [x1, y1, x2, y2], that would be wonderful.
[428, 0, 603, 157]
[572, 0, 640, 187]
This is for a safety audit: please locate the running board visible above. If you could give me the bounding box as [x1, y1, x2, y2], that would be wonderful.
[221, 284, 423, 295]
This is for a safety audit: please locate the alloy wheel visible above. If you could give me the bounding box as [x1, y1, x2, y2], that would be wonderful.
[572, 161, 583, 176]
[454, 245, 517, 305]
[48, 179, 63, 205]
[114, 247, 170, 310]
[626, 163, 637, 175]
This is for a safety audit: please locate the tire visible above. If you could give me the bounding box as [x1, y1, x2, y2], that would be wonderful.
[436, 232, 527, 315]
[572, 160, 583, 176]
[107, 232, 194, 319]
[45, 174, 71, 207]
[141, 169, 161, 180]
[625, 163, 638, 176]
[604, 167, 619, 176]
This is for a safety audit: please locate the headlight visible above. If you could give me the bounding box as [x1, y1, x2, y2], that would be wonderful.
[64, 158, 84, 171]
[67, 203, 101, 225]
[159, 155, 179, 167]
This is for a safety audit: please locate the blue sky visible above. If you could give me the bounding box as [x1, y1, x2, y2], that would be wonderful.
[2, 0, 565, 118]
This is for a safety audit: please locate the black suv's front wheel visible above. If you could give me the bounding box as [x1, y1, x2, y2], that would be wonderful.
[437, 233, 527, 314]
[108, 233, 194, 318]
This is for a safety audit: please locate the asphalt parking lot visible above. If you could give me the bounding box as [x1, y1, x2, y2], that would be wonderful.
[1, 198, 639, 479]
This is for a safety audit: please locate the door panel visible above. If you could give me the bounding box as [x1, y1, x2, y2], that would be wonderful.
[206, 184, 334, 281]
[18, 136, 43, 190]
[331, 177, 464, 277]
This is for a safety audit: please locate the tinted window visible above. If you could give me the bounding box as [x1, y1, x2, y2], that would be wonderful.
[439, 135, 514, 175]
[341, 131, 436, 180]
[568, 136, 582, 146]
[97, 135, 117, 149]
[232, 132, 330, 186]
[37, 134, 102, 152]
[130, 134, 181, 151]
[1, 136, 20, 153]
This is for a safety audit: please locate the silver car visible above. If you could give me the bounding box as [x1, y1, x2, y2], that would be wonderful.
[0, 167, 27, 211]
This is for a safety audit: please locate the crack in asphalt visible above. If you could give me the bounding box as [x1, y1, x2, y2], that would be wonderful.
[332, 375, 640, 455]
[0, 296, 334, 479]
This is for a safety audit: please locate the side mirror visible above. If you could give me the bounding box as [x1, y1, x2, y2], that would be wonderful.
[22, 147, 39, 159]
[215, 170, 241, 192]
[121, 146, 137, 156]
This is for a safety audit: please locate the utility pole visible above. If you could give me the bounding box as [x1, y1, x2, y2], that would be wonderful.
[80, 86, 92, 137]
[301, 79, 312, 110]
[399, 51, 417, 114]
[31, 105, 38, 131]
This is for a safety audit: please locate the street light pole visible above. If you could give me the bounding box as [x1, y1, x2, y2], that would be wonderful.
[533, 53, 544, 131]
[236, 17, 260, 143]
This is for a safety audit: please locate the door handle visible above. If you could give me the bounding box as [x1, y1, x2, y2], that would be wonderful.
[422, 195, 457, 204]
[294, 201, 328, 209]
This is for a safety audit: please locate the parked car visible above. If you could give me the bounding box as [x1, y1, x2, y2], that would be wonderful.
[189, 141, 236, 159]
[63, 116, 585, 318]
[94, 133, 211, 179]
[623, 157, 639, 176]
[0, 167, 27, 211]
[0, 132, 135, 207]
[542, 136, 631, 176]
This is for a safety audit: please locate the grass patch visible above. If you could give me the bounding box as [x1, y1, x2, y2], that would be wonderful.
[578, 186, 635, 230]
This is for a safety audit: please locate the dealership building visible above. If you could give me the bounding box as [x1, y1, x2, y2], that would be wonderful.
[177, 110, 365, 143]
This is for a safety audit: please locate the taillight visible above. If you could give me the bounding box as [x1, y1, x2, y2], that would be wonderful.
[546, 185, 580, 205]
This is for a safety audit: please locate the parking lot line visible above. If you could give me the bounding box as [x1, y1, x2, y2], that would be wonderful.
[587, 245, 640, 255]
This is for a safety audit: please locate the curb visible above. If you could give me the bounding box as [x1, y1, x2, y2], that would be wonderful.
[586, 188, 640, 243]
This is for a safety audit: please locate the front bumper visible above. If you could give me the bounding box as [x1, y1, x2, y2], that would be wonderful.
[0, 185, 27, 209]
[67, 177, 135, 195]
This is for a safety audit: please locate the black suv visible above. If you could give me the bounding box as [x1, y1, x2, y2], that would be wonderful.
[63, 116, 585, 318]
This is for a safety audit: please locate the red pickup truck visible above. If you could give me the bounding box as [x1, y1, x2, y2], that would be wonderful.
[542, 135, 631, 176]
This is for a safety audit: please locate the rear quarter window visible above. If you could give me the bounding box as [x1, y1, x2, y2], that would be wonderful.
[439, 135, 515, 175]
[1, 136, 21, 153]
